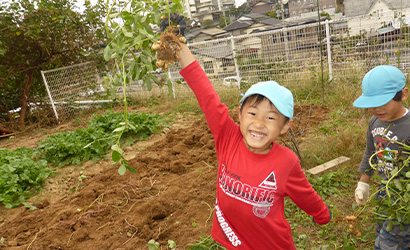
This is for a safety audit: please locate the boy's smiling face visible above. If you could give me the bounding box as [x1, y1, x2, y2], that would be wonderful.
[238, 97, 292, 154]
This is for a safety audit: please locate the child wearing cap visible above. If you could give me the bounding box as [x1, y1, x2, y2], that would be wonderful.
[176, 43, 331, 249]
[353, 65, 410, 249]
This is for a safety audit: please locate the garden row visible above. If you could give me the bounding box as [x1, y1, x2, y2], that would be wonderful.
[0, 110, 167, 209]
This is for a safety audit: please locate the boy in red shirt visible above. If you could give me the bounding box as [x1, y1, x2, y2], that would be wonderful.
[161, 15, 331, 249]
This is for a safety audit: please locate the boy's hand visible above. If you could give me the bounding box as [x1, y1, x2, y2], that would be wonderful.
[312, 205, 332, 225]
[355, 181, 369, 205]
[160, 13, 186, 37]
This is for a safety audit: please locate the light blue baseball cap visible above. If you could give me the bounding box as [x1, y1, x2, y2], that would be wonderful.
[353, 65, 405, 108]
[240, 81, 294, 119]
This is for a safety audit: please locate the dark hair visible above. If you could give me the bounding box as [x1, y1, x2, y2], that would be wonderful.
[240, 94, 268, 112]
[392, 90, 403, 101]
[240, 94, 290, 123]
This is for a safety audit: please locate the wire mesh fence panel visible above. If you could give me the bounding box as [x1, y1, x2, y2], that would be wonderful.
[41, 62, 108, 122]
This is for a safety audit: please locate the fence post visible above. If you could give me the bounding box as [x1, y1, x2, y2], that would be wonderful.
[230, 36, 241, 89]
[168, 70, 175, 98]
[325, 20, 333, 81]
[41, 70, 60, 122]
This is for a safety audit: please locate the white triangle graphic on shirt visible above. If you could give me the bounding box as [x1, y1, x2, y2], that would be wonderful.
[259, 171, 277, 190]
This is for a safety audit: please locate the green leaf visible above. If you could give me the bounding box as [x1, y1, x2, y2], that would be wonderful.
[109, 13, 120, 19]
[167, 79, 174, 96]
[103, 46, 112, 61]
[112, 150, 121, 163]
[393, 179, 403, 191]
[386, 220, 393, 232]
[113, 126, 126, 133]
[147, 239, 159, 250]
[145, 75, 152, 91]
[111, 144, 122, 154]
[121, 26, 133, 37]
[126, 166, 137, 173]
[168, 240, 177, 249]
[118, 164, 126, 175]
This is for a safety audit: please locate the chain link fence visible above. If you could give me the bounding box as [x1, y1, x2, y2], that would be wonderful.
[43, 9, 410, 121]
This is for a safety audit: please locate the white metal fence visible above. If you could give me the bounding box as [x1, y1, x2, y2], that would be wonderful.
[41, 62, 110, 122]
[43, 10, 410, 121]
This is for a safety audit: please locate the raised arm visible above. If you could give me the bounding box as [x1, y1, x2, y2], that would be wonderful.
[178, 43, 196, 69]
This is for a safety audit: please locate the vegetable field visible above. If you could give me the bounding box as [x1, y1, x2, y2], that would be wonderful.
[0, 100, 381, 249]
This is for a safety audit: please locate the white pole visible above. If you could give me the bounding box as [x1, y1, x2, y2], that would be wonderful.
[230, 36, 241, 89]
[281, 0, 289, 60]
[325, 20, 333, 81]
[41, 70, 60, 122]
[168, 69, 175, 98]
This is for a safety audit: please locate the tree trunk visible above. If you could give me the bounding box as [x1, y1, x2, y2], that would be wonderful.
[0, 124, 12, 134]
[18, 69, 35, 127]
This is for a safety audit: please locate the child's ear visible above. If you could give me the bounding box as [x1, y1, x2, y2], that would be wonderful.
[280, 119, 293, 135]
[401, 87, 409, 102]
[237, 106, 242, 120]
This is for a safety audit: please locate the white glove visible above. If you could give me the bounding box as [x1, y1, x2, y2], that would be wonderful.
[355, 181, 369, 205]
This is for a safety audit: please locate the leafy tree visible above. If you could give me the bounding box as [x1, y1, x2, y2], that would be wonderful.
[0, 0, 106, 133]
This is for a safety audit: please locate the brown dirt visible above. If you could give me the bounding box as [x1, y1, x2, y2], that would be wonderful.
[0, 105, 331, 250]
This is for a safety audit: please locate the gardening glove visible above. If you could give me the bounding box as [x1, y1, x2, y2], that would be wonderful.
[160, 13, 186, 37]
[355, 181, 369, 205]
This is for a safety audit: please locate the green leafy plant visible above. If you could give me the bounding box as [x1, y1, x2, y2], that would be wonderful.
[102, 0, 183, 175]
[308, 170, 353, 199]
[147, 239, 160, 250]
[187, 233, 226, 250]
[37, 127, 111, 167]
[0, 147, 53, 208]
[367, 141, 410, 231]
[147, 239, 177, 250]
[37, 110, 166, 169]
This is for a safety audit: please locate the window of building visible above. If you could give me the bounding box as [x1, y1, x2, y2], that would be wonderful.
[204, 61, 214, 74]
[298, 0, 301, 5]
[296, 29, 304, 38]
[323, 5, 326, 9]
[293, 11, 296, 16]
[272, 34, 277, 43]
[380, 9, 383, 16]
[299, 10, 302, 15]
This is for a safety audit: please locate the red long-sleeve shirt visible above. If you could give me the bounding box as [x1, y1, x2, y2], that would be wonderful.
[180, 61, 330, 250]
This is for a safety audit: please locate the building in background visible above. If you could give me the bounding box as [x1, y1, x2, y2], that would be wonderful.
[344, 0, 410, 37]
[344, 0, 410, 18]
[287, 0, 340, 20]
[183, 0, 236, 23]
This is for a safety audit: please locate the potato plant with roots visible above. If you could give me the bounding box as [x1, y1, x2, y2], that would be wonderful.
[151, 16, 186, 71]
[102, 0, 184, 175]
[348, 138, 410, 237]
[367, 142, 410, 231]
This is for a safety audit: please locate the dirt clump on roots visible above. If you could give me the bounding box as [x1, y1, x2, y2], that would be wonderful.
[152, 26, 186, 71]
[0, 105, 330, 249]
